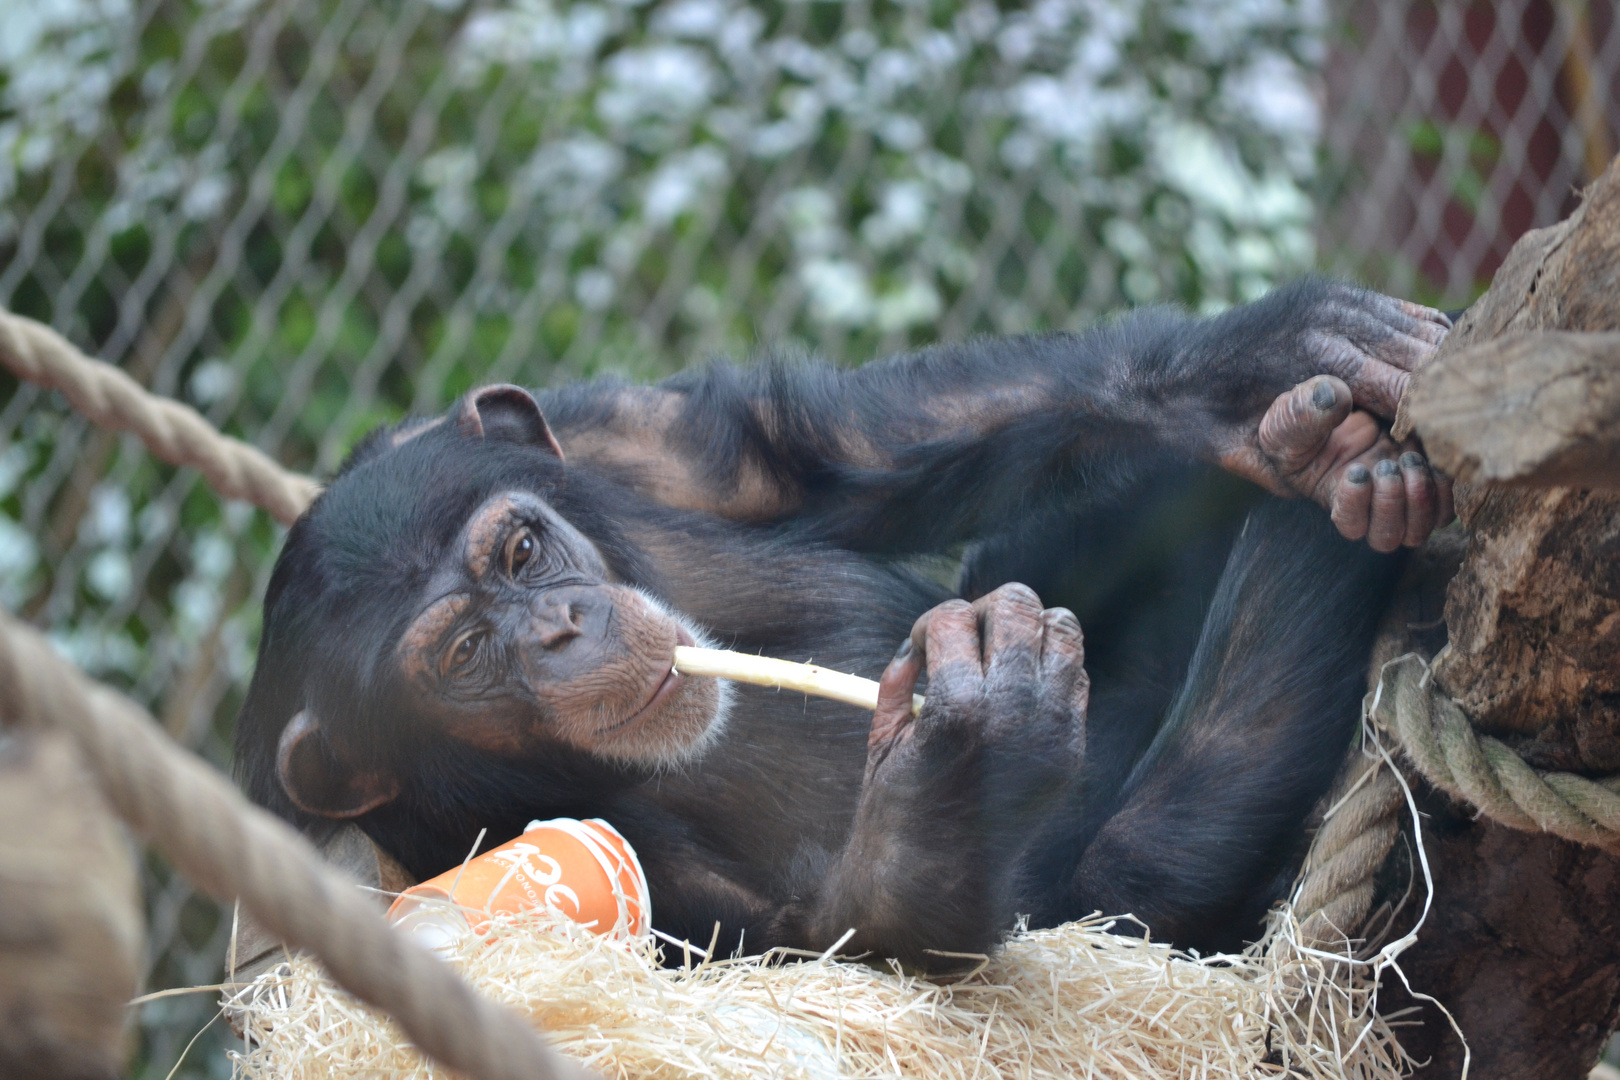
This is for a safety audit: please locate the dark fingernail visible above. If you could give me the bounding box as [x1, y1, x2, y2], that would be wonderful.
[1376, 458, 1399, 478]
[1400, 451, 1425, 469]
[1347, 464, 1371, 485]
[893, 639, 913, 662]
[1311, 380, 1336, 411]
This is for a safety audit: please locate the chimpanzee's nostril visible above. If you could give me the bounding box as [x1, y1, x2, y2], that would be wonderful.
[531, 600, 585, 651]
[542, 609, 582, 650]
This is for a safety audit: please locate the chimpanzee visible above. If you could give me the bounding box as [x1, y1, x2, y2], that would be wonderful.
[235, 278, 1452, 967]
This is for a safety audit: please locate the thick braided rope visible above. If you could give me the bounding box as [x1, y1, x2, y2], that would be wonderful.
[0, 309, 319, 525]
[0, 607, 591, 1080]
[1288, 652, 1620, 946]
[1372, 653, 1620, 851]
[1289, 748, 1404, 950]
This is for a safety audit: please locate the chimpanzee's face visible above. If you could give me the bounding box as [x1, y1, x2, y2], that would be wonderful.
[391, 488, 727, 765]
[264, 384, 730, 821]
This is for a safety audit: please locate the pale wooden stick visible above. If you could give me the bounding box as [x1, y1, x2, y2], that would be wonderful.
[672, 646, 924, 716]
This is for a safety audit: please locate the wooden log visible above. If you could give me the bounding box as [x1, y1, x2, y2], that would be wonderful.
[1397, 154, 1620, 741]
[1403, 331, 1620, 490]
[0, 729, 142, 1080]
[1375, 154, 1620, 1078]
[1377, 790, 1620, 1080]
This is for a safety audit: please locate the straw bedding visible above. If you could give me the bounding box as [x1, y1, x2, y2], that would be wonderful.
[228, 906, 1412, 1080]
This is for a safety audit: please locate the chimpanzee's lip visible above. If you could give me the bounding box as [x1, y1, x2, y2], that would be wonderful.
[599, 626, 695, 736]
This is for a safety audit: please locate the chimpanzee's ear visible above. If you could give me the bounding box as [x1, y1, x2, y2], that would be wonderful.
[276, 710, 400, 819]
[456, 384, 564, 460]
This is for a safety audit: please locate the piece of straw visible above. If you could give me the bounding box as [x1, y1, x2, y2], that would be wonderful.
[672, 646, 924, 716]
[229, 905, 1411, 1080]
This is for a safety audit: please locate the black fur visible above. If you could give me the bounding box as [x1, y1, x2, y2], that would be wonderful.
[237, 278, 1408, 964]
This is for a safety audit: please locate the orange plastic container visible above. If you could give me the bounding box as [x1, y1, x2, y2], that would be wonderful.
[387, 817, 650, 949]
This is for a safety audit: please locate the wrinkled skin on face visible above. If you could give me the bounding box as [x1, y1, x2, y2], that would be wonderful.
[261, 388, 732, 826]
[389, 491, 725, 766]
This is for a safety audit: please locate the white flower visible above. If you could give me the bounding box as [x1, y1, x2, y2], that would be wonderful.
[651, 0, 727, 39]
[801, 259, 873, 326]
[874, 279, 942, 331]
[644, 145, 728, 224]
[861, 181, 931, 250]
[0, 517, 39, 600]
[84, 485, 130, 547]
[599, 45, 716, 126]
[1221, 51, 1320, 144]
[86, 549, 132, 602]
[187, 359, 236, 407]
[575, 268, 617, 310]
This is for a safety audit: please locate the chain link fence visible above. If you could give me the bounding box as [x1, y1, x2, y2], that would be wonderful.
[1321, 0, 1620, 305]
[0, 0, 1610, 1076]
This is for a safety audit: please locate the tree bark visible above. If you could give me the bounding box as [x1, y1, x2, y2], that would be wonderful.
[1374, 155, 1620, 1079]
[1405, 331, 1620, 491]
[1379, 792, 1620, 1080]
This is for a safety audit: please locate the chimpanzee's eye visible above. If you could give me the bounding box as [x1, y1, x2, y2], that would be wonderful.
[448, 630, 484, 672]
[509, 529, 536, 576]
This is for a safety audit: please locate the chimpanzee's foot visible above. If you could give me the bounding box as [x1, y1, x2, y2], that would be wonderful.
[1255, 376, 1454, 552]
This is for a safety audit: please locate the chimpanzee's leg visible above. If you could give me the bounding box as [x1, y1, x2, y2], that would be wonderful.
[1044, 496, 1403, 953]
[963, 463, 1262, 901]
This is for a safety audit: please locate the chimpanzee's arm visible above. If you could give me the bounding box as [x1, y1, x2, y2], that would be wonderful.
[804, 584, 1088, 969]
[541, 278, 1449, 554]
[1064, 497, 1401, 953]
[627, 584, 1088, 971]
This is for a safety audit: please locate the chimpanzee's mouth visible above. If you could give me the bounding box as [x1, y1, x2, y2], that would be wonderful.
[598, 625, 695, 736]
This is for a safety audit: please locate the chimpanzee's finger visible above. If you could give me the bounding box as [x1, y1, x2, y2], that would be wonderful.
[1380, 330, 1445, 370]
[1349, 357, 1411, 418]
[1399, 451, 1437, 547]
[1256, 376, 1353, 480]
[1342, 289, 1452, 345]
[1339, 313, 1441, 373]
[1038, 607, 1089, 721]
[1366, 458, 1407, 553]
[1404, 441, 1456, 531]
[1302, 330, 1411, 418]
[912, 599, 984, 701]
[973, 583, 1043, 688]
[1396, 298, 1453, 332]
[1250, 392, 1386, 513]
[871, 639, 924, 753]
[1330, 463, 1373, 542]
[1361, 298, 1451, 349]
[904, 603, 937, 667]
[1038, 607, 1085, 673]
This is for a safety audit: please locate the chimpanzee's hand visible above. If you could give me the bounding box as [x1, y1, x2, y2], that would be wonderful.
[866, 584, 1087, 819]
[1216, 279, 1451, 419]
[1207, 282, 1454, 550]
[813, 584, 1085, 967]
[1239, 376, 1456, 552]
